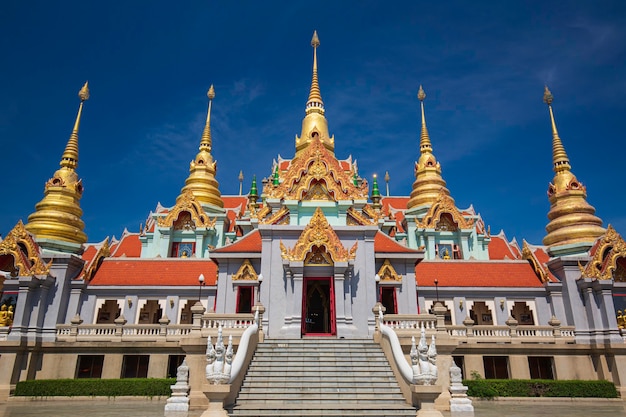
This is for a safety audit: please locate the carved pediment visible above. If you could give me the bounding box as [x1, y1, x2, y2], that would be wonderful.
[232, 259, 258, 281]
[377, 259, 401, 282]
[157, 190, 213, 229]
[521, 240, 549, 283]
[580, 225, 626, 281]
[0, 220, 51, 276]
[280, 207, 357, 263]
[347, 206, 377, 226]
[419, 191, 472, 230]
[259, 206, 290, 225]
[84, 238, 111, 281]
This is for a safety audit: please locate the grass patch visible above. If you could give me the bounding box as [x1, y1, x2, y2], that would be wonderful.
[14, 378, 176, 397]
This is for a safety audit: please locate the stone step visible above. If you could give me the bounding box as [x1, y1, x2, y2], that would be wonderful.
[229, 403, 416, 417]
[237, 386, 405, 394]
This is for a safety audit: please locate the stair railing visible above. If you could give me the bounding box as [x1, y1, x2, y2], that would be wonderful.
[228, 309, 259, 383]
[378, 306, 414, 383]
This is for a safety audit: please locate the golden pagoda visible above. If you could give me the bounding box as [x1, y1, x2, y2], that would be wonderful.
[406, 85, 452, 210]
[177, 85, 224, 208]
[295, 31, 335, 156]
[542, 86, 605, 254]
[25, 82, 90, 252]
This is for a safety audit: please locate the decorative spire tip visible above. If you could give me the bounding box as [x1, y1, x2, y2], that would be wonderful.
[543, 85, 553, 105]
[311, 30, 320, 48]
[418, 85, 426, 102]
[208, 84, 215, 100]
[78, 81, 90, 102]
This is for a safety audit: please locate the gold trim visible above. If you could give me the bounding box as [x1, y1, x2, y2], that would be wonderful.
[346, 207, 376, 226]
[232, 259, 258, 281]
[84, 238, 111, 281]
[419, 190, 472, 229]
[580, 225, 626, 280]
[259, 206, 290, 225]
[521, 240, 548, 283]
[0, 221, 50, 276]
[280, 207, 357, 263]
[377, 259, 401, 282]
[157, 190, 211, 229]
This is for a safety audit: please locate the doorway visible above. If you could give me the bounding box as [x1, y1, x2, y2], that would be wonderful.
[302, 277, 335, 336]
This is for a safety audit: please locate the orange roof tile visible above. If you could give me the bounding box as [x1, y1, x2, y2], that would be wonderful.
[111, 234, 142, 257]
[374, 232, 418, 253]
[415, 261, 543, 287]
[90, 259, 217, 286]
[488, 236, 519, 260]
[222, 196, 248, 210]
[212, 230, 262, 253]
[82, 245, 98, 263]
[381, 197, 409, 211]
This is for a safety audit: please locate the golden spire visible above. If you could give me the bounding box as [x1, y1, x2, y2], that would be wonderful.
[177, 86, 224, 208]
[25, 82, 90, 251]
[406, 85, 451, 210]
[542, 86, 604, 254]
[296, 30, 334, 156]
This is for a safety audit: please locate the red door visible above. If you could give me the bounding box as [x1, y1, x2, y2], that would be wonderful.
[302, 277, 336, 336]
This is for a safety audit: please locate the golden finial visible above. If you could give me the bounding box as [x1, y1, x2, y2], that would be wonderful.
[418, 85, 426, 102]
[306, 30, 324, 113]
[311, 30, 320, 48]
[200, 85, 215, 151]
[208, 84, 215, 100]
[543, 85, 570, 173]
[60, 82, 89, 170]
[543, 85, 553, 105]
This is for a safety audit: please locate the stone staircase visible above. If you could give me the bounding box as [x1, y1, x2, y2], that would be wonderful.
[228, 338, 417, 417]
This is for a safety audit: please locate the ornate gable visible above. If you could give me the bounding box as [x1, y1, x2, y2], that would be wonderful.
[521, 240, 549, 283]
[83, 238, 111, 281]
[259, 206, 290, 225]
[0, 221, 50, 276]
[264, 137, 368, 201]
[580, 225, 626, 281]
[157, 190, 215, 229]
[419, 190, 473, 229]
[280, 207, 357, 263]
[346, 206, 378, 226]
[232, 259, 258, 281]
[377, 259, 401, 282]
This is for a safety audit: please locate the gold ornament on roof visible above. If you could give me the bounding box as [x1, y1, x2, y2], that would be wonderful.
[542, 86, 604, 251]
[232, 259, 258, 281]
[419, 190, 472, 229]
[521, 240, 549, 283]
[265, 136, 368, 201]
[158, 190, 212, 229]
[83, 238, 111, 281]
[177, 86, 224, 208]
[0, 221, 51, 276]
[377, 259, 402, 282]
[259, 206, 290, 225]
[579, 225, 626, 281]
[407, 85, 452, 210]
[280, 207, 357, 263]
[346, 206, 377, 226]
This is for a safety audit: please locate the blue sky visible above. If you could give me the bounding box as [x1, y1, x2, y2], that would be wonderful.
[1, 1, 625, 246]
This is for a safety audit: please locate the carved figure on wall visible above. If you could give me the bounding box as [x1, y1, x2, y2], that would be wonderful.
[0, 305, 13, 327]
[411, 323, 438, 385]
[205, 325, 232, 384]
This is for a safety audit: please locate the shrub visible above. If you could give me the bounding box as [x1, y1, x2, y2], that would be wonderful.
[14, 378, 176, 397]
[463, 379, 618, 398]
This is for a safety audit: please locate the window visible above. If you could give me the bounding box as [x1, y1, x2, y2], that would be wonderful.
[470, 301, 493, 324]
[483, 356, 509, 379]
[76, 355, 104, 378]
[380, 287, 397, 314]
[138, 300, 163, 324]
[96, 300, 121, 324]
[236, 287, 254, 313]
[167, 355, 186, 378]
[528, 357, 554, 379]
[170, 242, 196, 258]
[121, 355, 149, 378]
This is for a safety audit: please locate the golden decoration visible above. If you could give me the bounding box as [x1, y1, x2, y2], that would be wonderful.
[521, 240, 549, 283]
[580, 225, 626, 281]
[232, 259, 258, 281]
[252, 205, 272, 221]
[418, 190, 472, 229]
[377, 259, 401, 282]
[259, 206, 290, 225]
[265, 136, 368, 201]
[83, 238, 111, 281]
[304, 246, 334, 266]
[0, 221, 51, 276]
[346, 207, 376, 226]
[158, 190, 211, 229]
[280, 207, 357, 263]
[542, 86, 604, 250]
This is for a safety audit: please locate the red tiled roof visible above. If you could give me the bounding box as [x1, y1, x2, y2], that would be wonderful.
[82, 245, 98, 263]
[381, 197, 409, 211]
[212, 230, 262, 253]
[90, 259, 217, 286]
[533, 247, 550, 264]
[222, 196, 248, 210]
[488, 236, 519, 260]
[415, 261, 543, 287]
[374, 232, 419, 253]
[111, 234, 142, 257]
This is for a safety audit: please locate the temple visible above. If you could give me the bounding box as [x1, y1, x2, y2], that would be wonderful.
[0, 32, 625, 411]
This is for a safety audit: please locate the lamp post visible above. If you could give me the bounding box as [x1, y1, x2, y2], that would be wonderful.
[256, 274, 263, 305]
[198, 273, 205, 303]
[375, 274, 381, 303]
[434, 278, 439, 304]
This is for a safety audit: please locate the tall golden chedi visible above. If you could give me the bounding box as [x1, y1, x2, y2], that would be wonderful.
[25, 82, 90, 253]
[406, 85, 452, 210]
[177, 85, 224, 208]
[542, 86, 605, 255]
[295, 30, 334, 156]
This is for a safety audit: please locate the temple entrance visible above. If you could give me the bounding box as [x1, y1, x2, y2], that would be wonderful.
[302, 277, 335, 336]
